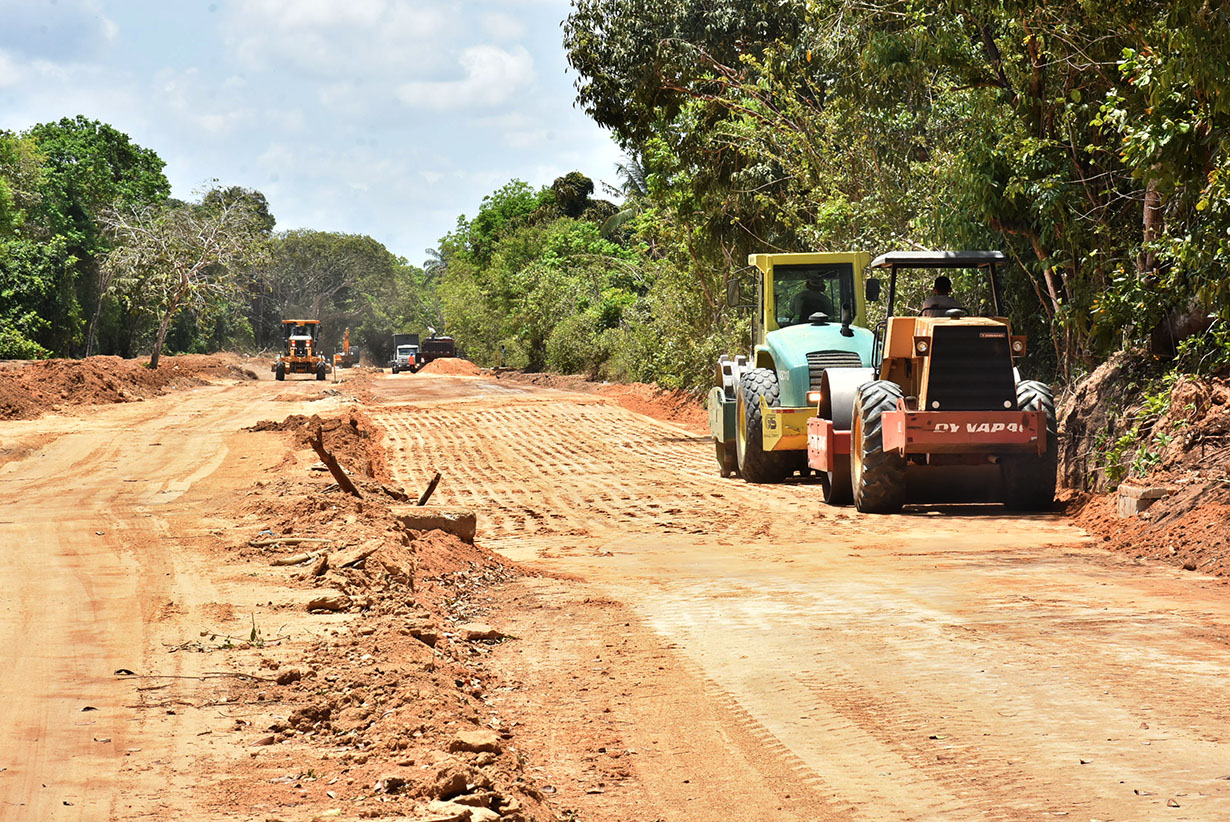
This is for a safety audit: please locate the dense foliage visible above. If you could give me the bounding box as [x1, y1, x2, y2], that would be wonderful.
[0, 120, 432, 367]
[554, 0, 1230, 385]
[5, 3, 1228, 387]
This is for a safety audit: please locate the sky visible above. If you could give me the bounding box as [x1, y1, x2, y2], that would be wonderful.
[0, 0, 625, 267]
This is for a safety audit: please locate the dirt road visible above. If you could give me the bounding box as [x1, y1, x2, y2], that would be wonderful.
[0, 377, 343, 819]
[4, 368, 1230, 821]
[371, 374, 1230, 822]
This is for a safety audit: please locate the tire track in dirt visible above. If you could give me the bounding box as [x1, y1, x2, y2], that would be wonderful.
[613, 546, 1230, 820]
[372, 376, 1230, 820]
[374, 396, 821, 554]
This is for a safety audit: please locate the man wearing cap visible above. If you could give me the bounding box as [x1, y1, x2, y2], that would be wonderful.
[791, 272, 836, 323]
[919, 276, 963, 317]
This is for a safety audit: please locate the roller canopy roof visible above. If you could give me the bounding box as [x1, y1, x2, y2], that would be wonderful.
[870, 251, 1006, 269]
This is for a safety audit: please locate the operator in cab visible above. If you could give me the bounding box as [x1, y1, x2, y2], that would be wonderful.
[919, 275, 964, 317]
[791, 272, 836, 323]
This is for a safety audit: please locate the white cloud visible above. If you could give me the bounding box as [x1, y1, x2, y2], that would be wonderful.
[156, 68, 253, 137]
[480, 12, 527, 41]
[397, 45, 534, 110]
[0, 59, 150, 137]
[225, 0, 453, 77]
[1, 0, 632, 266]
[0, 50, 22, 88]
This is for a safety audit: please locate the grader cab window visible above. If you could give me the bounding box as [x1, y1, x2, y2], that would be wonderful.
[773, 263, 853, 327]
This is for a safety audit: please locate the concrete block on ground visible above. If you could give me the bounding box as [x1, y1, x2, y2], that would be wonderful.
[1116, 483, 1172, 517]
[391, 505, 477, 543]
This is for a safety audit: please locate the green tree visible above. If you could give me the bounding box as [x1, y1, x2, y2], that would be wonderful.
[26, 116, 170, 355]
[101, 185, 271, 368]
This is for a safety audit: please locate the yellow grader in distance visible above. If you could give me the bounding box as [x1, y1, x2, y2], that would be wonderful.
[272, 319, 330, 381]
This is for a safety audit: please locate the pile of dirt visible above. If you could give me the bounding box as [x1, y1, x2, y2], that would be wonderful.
[497, 371, 707, 432]
[205, 410, 554, 821]
[1071, 484, 1230, 574]
[247, 408, 392, 485]
[418, 357, 482, 376]
[1063, 363, 1230, 575]
[0, 354, 259, 421]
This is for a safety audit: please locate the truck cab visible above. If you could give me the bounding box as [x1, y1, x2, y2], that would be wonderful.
[391, 343, 419, 374]
[388, 332, 421, 374]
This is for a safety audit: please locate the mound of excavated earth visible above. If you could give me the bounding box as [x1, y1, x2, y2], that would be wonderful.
[206, 409, 554, 820]
[1069, 372, 1230, 574]
[0, 354, 259, 420]
[417, 357, 481, 376]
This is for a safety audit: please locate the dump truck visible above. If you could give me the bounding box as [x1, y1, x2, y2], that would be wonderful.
[388, 333, 420, 374]
[419, 335, 456, 367]
[708, 252, 881, 487]
[272, 319, 329, 381]
[806, 251, 1056, 512]
[333, 327, 360, 368]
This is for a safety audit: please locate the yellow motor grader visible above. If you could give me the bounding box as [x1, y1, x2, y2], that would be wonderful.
[272, 319, 329, 381]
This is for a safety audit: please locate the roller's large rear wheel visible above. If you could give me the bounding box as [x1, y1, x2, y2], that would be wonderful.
[1002, 380, 1058, 510]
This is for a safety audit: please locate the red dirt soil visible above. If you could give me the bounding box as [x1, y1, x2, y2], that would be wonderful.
[1066, 373, 1230, 576]
[213, 410, 555, 820]
[247, 408, 394, 486]
[496, 370, 707, 432]
[418, 357, 482, 376]
[0, 354, 260, 420]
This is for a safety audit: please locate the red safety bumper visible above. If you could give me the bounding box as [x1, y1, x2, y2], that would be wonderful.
[806, 417, 851, 472]
[880, 409, 1046, 456]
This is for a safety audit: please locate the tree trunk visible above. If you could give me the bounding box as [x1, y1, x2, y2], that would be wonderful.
[149, 282, 189, 369]
[148, 308, 174, 369]
[1137, 177, 1163, 278]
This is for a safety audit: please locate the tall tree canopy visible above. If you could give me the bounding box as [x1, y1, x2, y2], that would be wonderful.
[0, 117, 169, 358]
[101, 185, 271, 368]
[558, 0, 1230, 381]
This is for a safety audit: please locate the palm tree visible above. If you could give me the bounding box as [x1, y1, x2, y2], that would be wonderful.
[423, 247, 446, 282]
[601, 157, 650, 240]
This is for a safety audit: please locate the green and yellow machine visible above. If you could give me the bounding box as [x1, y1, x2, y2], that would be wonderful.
[709, 252, 880, 494]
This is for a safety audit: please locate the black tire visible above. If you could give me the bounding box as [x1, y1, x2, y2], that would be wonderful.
[1002, 380, 1058, 510]
[823, 453, 852, 505]
[275, 362, 285, 381]
[715, 439, 738, 478]
[316, 363, 327, 381]
[735, 368, 792, 484]
[852, 380, 907, 513]
[391, 365, 399, 375]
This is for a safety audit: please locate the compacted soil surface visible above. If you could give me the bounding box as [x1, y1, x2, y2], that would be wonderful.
[3, 357, 1230, 821]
